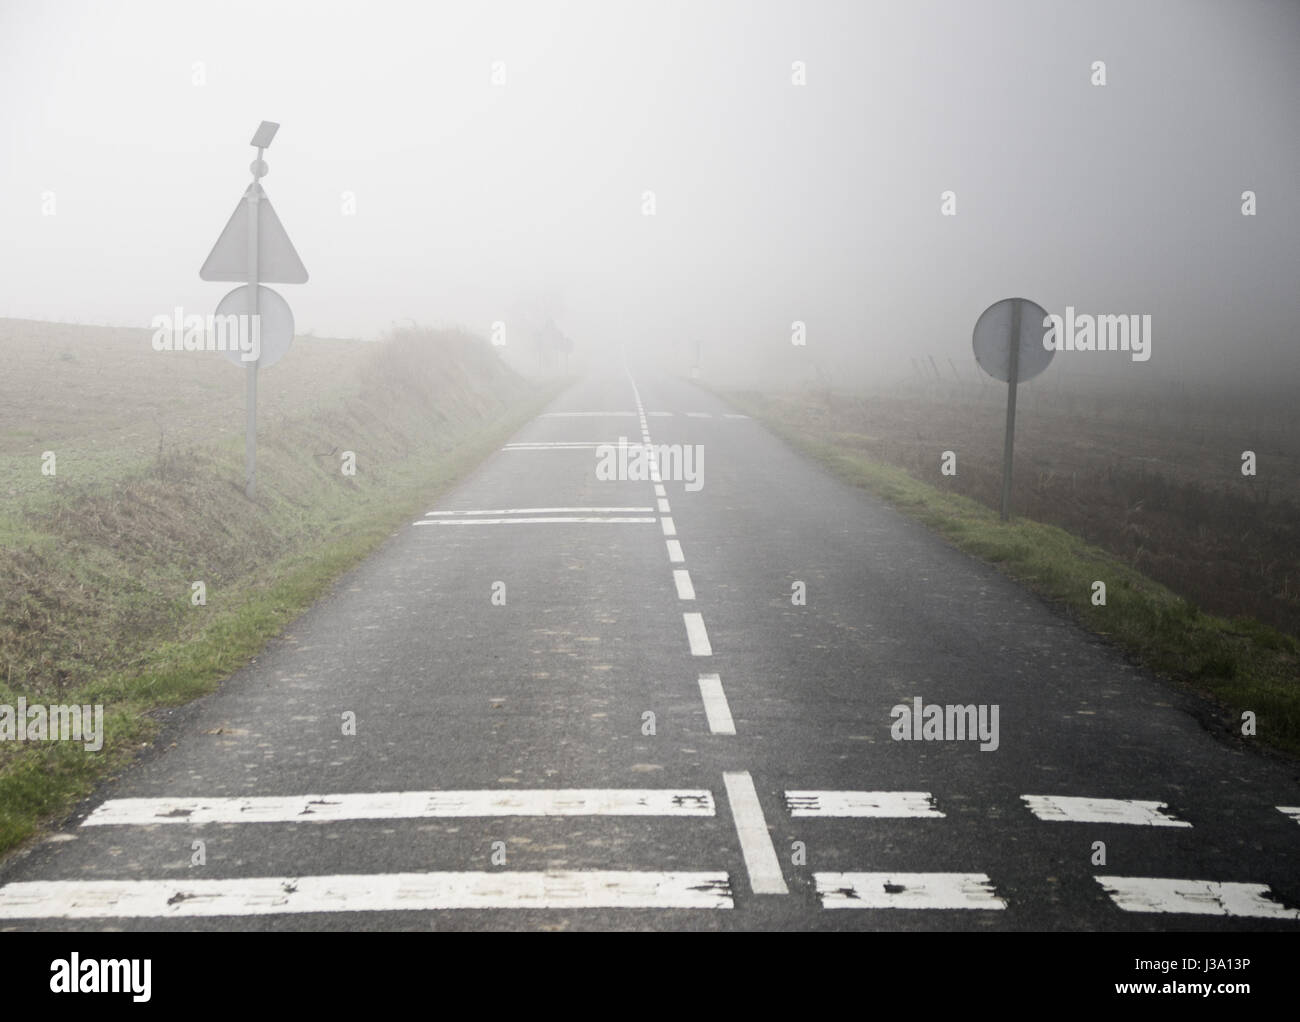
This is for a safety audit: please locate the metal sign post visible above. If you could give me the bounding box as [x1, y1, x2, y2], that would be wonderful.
[200, 121, 308, 500]
[971, 297, 1055, 522]
[245, 152, 262, 498]
[999, 299, 1021, 522]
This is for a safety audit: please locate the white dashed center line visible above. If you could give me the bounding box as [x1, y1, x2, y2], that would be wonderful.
[683, 613, 713, 655]
[723, 772, 788, 895]
[673, 569, 696, 600]
[698, 674, 736, 735]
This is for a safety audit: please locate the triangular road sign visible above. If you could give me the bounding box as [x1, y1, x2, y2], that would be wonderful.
[200, 182, 308, 283]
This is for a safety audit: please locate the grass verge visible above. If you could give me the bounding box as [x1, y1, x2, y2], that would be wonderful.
[0, 327, 567, 859]
[725, 390, 1300, 758]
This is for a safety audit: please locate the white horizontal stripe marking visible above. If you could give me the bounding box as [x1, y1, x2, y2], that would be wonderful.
[816, 873, 1006, 910]
[0, 871, 734, 918]
[82, 789, 716, 826]
[785, 791, 944, 818]
[502, 442, 613, 449]
[673, 569, 696, 600]
[414, 517, 655, 526]
[724, 772, 787, 895]
[698, 674, 735, 735]
[685, 412, 712, 418]
[683, 613, 712, 655]
[426, 508, 654, 517]
[541, 411, 637, 417]
[1022, 795, 1190, 827]
[722, 413, 750, 419]
[1096, 877, 1300, 918]
[1277, 806, 1300, 825]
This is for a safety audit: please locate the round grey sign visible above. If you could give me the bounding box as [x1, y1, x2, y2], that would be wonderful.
[972, 297, 1055, 383]
[215, 284, 294, 369]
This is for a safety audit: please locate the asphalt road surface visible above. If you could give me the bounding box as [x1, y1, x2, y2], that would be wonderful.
[2, 368, 1298, 931]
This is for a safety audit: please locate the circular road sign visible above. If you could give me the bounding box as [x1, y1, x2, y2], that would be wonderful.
[215, 284, 294, 369]
[972, 297, 1055, 383]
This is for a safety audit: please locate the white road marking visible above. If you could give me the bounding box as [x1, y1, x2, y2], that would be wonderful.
[698, 674, 735, 735]
[654, 484, 666, 497]
[541, 411, 637, 417]
[1096, 877, 1300, 919]
[648, 411, 673, 417]
[723, 772, 787, 895]
[502, 442, 613, 449]
[785, 791, 944, 818]
[722, 413, 750, 419]
[685, 412, 712, 418]
[673, 569, 696, 600]
[683, 613, 712, 655]
[82, 790, 717, 826]
[1022, 795, 1191, 827]
[1277, 807, 1300, 825]
[657, 499, 671, 513]
[415, 517, 655, 526]
[0, 871, 734, 918]
[816, 873, 1007, 910]
[425, 508, 653, 517]
[666, 540, 684, 563]
[661, 516, 677, 536]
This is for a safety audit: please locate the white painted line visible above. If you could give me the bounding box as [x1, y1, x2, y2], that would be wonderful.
[83, 790, 718, 826]
[815, 873, 1006, 910]
[698, 674, 735, 735]
[654, 484, 666, 497]
[666, 540, 684, 563]
[657, 499, 671, 513]
[415, 517, 655, 526]
[686, 412, 712, 418]
[683, 613, 712, 656]
[1021, 795, 1191, 827]
[1277, 806, 1300, 825]
[673, 569, 696, 600]
[722, 413, 750, 419]
[0, 871, 734, 919]
[541, 411, 637, 417]
[723, 772, 787, 895]
[502, 442, 612, 449]
[648, 411, 673, 417]
[661, 516, 676, 536]
[1096, 876, 1300, 919]
[425, 508, 653, 517]
[785, 791, 944, 818]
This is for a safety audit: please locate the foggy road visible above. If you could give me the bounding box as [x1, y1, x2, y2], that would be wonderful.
[1, 369, 1296, 931]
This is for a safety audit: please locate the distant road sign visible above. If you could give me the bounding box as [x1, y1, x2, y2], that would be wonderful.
[200, 183, 308, 284]
[215, 284, 295, 369]
[972, 297, 1054, 383]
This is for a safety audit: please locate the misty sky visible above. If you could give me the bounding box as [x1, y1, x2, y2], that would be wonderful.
[1, 0, 1297, 387]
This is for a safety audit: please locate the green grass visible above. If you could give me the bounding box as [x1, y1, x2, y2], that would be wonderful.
[0, 326, 568, 858]
[726, 390, 1300, 758]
